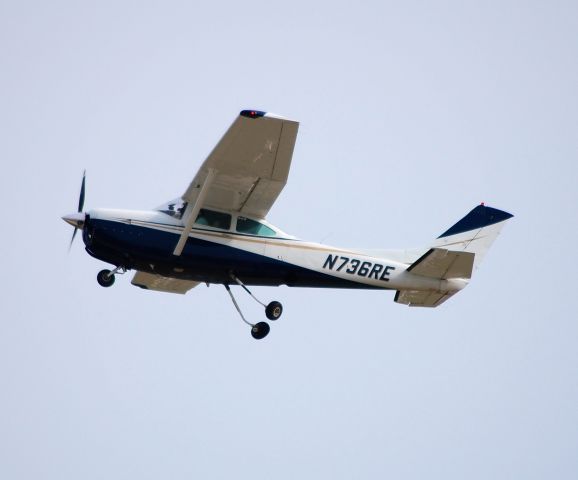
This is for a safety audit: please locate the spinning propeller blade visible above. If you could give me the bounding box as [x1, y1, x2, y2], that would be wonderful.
[65, 171, 86, 251]
[78, 170, 86, 213]
[68, 226, 78, 252]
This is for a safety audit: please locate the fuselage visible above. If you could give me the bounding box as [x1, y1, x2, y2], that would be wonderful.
[81, 208, 464, 293]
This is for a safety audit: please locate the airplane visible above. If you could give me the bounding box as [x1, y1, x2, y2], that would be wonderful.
[63, 109, 513, 340]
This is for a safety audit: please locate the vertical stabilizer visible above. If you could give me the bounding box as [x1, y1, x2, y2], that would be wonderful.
[394, 204, 513, 307]
[432, 204, 513, 269]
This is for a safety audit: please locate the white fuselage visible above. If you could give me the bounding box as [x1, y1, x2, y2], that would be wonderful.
[85, 208, 467, 294]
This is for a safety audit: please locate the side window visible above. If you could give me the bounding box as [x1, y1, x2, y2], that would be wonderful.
[195, 209, 231, 230]
[236, 217, 276, 237]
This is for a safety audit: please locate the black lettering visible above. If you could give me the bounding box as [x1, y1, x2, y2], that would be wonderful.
[347, 259, 360, 274]
[379, 265, 396, 282]
[369, 264, 383, 279]
[323, 254, 338, 270]
[336, 256, 349, 271]
[358, 261, 371, 277]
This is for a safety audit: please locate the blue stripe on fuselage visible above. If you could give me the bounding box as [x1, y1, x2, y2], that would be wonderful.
[84, 218, 385, 289]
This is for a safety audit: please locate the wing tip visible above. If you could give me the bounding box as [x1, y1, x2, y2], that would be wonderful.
[239, 109, 296, 122]
[240, 109, 266, 119]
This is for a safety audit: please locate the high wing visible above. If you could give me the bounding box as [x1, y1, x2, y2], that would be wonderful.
[131, 271, 200, 294]
[172, 110, 299, 256]
[182, 110, 299, 219]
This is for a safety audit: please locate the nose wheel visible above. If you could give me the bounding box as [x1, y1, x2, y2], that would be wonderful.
[224, 274, 284, 340]
[97, 269, 115, 287]
[96, 266, 126, 287]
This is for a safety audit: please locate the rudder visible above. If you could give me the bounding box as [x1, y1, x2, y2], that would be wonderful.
[433, 204, 513, 269]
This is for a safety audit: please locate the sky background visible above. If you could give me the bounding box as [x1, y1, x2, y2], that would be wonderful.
[1, 1, 577, 478]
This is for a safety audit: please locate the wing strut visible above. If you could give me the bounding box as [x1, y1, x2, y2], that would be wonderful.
[173, 168, 217, 256]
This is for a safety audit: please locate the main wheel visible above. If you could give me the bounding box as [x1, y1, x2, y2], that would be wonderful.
[251, 322, 270, 340]
[265, 301, 283, 320]
[97, 269, 115, 287]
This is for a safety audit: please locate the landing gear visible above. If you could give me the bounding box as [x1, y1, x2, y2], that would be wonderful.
[251, 322, 270, 340]
[224, 273, 284, 340]
[96, 266, 126, 288]
[97, 269, 115, 287]
[229, 273, 283, 321]
[265, 301, 283, 320]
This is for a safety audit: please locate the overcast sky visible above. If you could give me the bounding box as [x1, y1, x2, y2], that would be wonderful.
[1, 1, 577, 479]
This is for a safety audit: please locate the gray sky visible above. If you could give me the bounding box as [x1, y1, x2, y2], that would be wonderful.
[1, 1, 577, 478]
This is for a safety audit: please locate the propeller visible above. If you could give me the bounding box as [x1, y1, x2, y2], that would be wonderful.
[63, 170, 87, 251]
[78, 170, 86, 213]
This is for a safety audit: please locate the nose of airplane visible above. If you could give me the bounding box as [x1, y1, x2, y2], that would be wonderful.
[62, 212, 85, 229]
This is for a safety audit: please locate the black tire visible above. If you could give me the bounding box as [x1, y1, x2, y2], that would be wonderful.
[265, 301, 283, 320]
[97, 269, 115, 287]
[251, 322, 270, 340]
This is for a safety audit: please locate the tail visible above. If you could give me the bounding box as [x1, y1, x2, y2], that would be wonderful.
[433, 203, 513, 270]
[394, 204, 513, 307]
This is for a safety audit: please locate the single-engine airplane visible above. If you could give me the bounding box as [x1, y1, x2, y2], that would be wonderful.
[63, 110, 513, 339]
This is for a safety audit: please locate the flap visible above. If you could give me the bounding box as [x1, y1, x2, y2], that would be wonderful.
[131, 271, 200, 294]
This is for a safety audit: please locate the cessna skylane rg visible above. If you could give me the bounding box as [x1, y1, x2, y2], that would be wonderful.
[63, 110, 513, 339]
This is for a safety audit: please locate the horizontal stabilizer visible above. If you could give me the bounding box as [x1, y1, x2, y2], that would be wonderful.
[408, 248, 475, 279]
[394, 204, 512, 308]
[395, 289, 457, 307]
[131, 271, 199, 294]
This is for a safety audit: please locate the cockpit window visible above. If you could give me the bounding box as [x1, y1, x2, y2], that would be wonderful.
[195, 209, 231, 230]
[236, 217, 277, 237]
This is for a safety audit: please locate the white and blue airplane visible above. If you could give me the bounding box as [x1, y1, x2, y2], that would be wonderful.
[63, 110, 513, 339]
